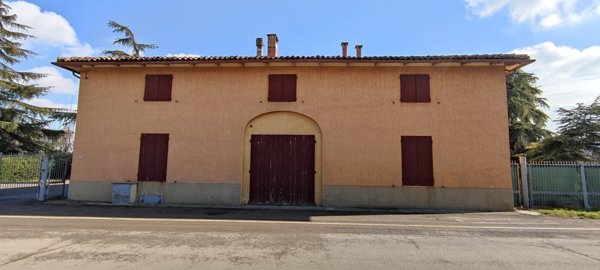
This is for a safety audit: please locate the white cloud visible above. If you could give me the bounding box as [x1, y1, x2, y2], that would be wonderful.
[466, 0, 600, 28]
[512, 42, 600, 130]
[28, 66, 78, 95]
[7, 1, 97, 56]
[63, 43, 96, 57]
[27, 97, 77, 111]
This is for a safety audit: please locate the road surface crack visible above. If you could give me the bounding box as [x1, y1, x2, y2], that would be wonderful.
[404, 236, 420, 249]
[545, 241, 600, 262]
[0, 242, 76, 267]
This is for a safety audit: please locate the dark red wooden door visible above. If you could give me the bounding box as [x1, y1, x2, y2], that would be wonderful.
[250, 135, 315, 205]
[401, 136, 433, 186]
[138, 134, 169, 182]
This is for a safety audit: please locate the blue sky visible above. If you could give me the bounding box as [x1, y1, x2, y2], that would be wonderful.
[7, 0, 600, 130]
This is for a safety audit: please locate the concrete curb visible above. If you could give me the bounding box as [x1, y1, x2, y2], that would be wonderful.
[42, 199, 502, 215]
[516, 209, 542, 216]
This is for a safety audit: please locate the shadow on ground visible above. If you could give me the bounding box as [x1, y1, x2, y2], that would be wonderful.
[0, 199, 485, 222]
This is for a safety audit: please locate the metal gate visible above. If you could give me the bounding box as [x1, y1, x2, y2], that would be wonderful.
[250, 135, 316, 205]
[511, 158, 600, 209]
[0, 153, 71, 201]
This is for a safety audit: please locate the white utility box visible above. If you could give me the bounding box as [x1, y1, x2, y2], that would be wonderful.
[111, 182, 137, 205]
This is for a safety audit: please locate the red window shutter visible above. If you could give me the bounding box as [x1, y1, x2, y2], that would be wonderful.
[144, 75, 172, 101]
[144, 75, 160, 101]
[415, 75, 430, 102]
[282, 75, 297, 101]
[401, 74, 430, 103]
[157, 75, 173, 101]
[269, 74, 296, 102]
[400, 75, 416, 102]
[138, 133, 169, 182]
[416, 137, 434, 186]
[268, 75, 284, 101]
[138, 134, 155, 181]
[401, 136, 419, 185]
[153, 134, 169, 182]
[402, 136, 434, 186]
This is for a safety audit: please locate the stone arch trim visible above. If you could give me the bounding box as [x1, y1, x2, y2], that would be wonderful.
[241, 111, 323, 205]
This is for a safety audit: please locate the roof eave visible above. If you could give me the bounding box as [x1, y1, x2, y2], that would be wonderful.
[51, 61, 80, 74]
[504, 59, 535, 73]
[53, 58, 535, 74]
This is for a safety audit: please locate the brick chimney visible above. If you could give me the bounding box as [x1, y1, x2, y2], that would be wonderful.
[267, 34, 278, 57]
[341, 42, 349, 57]
[256, 38, 263, 57]
[355, 45, 363, 58]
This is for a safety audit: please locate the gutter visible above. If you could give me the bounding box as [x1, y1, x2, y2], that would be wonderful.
[53, 58, 535, 74]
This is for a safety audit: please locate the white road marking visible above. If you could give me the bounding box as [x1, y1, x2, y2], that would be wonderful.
[0, 215, 598, 231]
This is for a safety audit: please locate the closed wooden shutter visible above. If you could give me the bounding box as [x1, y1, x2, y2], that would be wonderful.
[268, 74, 296, 102]
[400, 74, 430, 102]
[401, 136, 420, 185]
[138, 134, 156, 181]
[138, 134, 169, 182]
[144, 75, 172, 101]
[144, 75, 160, 101]
[401, 136, 433, 186]
[415, 74, 430, 102]
[268, 75, 284, 101]
[400, 75, 416, 102]
[157, 75, 173, 101]
[282, 75, 297, 101]
[416, 136, 433, 185]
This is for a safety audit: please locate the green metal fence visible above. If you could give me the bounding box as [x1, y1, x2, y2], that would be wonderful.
[512, 160, 600, 209]
[510, 162, 520, 207]
[0, 153, 71, 200]
[586, 163, 600, 209]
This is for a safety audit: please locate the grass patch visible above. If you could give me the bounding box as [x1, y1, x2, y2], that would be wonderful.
[536, 208, 600, 219]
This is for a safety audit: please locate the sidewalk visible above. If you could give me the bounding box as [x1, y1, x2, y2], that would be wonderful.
[3, 199, 599, 229]
[1, 199, 472, 222]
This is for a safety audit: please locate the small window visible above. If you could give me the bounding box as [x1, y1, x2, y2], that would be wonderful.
[268, 74, 296, 102]
[144, 75, 173, 101]
[400, 74, 430, 102]
[401, 136, 434, 186]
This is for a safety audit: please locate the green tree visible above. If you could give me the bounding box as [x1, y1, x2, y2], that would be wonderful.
[103, 20, 157, 57]
[527, 96, 600, 161]
[0, 0, 75, 153]
[507, 70, 551, 156]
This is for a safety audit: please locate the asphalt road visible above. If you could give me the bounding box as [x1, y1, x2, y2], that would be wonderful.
[0, 201, 599, 270]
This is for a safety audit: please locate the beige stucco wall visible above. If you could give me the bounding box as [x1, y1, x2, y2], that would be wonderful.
[71, 65, 511, 198]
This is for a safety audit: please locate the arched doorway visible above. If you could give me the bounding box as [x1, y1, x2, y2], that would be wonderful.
[241, 111, 322, 205]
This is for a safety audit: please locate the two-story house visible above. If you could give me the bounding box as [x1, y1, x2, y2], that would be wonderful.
[53, 34, 533, 210]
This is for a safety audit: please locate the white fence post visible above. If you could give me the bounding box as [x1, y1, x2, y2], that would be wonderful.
[579, 161, 591, 210]
[38, 156, 49, 201]
[518, 156, 531, 208]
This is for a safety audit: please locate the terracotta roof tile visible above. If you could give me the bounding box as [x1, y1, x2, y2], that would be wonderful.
[56, 54, 531, 63]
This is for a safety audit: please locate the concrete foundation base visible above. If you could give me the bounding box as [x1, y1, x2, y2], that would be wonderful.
[322, 185, 514, 211]
[68, 181, 513, 211]
[68, 180, 240, 205]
